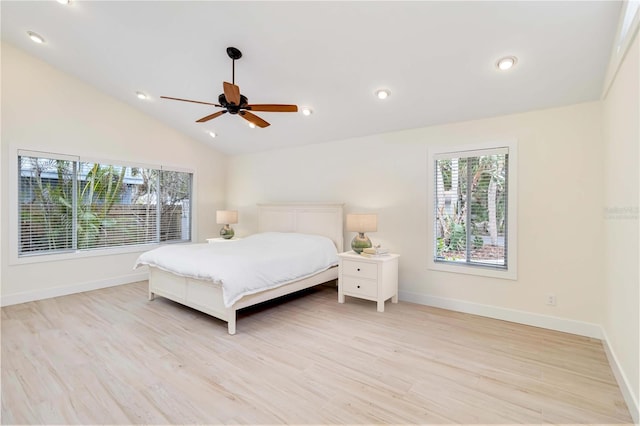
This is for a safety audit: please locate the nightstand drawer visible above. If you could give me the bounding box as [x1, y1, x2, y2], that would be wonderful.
[342, 276, 377, 298]
[342, 260, 377, 280]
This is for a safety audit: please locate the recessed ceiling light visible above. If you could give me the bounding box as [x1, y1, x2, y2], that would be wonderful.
[375, 89, 391, 100]
[248, 122, 256, 129]
[136, 91, 148, 100]
[496, 56, 517, 71]
[208, 131, 217, 138]
[57, 0, 70, 4]
[27, 31, 45, 44]
[301, 107, 313, 116]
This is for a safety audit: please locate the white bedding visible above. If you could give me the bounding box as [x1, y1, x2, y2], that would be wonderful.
[134, 232, 339, 307]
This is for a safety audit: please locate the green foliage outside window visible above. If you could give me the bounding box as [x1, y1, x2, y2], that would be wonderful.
[18, 154, 192, 256]
[435, 153, 508, 267]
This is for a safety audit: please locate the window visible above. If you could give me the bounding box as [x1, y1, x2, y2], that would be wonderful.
[428, 142, 517, 279]
[19, 155, 76, 254]
[18, 152, 192, 257]
[619, 1, 640, 49]
[603, 0, 640, 97]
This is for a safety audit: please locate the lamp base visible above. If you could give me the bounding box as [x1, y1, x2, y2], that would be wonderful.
[351, 232, 372, 254]
[220, 225, 235, 240]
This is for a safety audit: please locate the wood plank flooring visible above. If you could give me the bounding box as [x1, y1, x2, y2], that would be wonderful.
[1, 281, 633, 424]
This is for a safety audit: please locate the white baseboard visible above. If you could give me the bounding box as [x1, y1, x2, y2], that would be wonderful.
[0, 272, 148, 307]
[398, 290, 602, 338]
[601, 327, 640, 424]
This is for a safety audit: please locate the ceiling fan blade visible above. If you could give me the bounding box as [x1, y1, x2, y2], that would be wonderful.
[245, 104, 298, 113]
[223, 81, 241, 105]
[240, 111, 270, 128]
[196, 110, 227, 123]
[161, 96, 221, 107]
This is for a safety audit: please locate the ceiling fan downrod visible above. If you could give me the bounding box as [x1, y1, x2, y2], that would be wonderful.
[226, 47, 242, 85]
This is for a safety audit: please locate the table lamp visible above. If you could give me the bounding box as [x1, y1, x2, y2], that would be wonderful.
[346, 213, 377, 253]
[216, 210, 238, 239]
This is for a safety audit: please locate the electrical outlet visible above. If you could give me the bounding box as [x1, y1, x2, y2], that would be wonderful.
[546, 294, 557, 306]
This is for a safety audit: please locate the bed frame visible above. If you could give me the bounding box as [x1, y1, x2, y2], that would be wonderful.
[147, 203, 344, 334]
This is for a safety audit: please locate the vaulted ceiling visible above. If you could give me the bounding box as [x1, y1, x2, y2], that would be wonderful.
[1, 1, 622, 155]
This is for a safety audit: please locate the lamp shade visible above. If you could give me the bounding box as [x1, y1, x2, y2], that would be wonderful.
[345, 214, 377, 233]
[216, 210, 238, 225]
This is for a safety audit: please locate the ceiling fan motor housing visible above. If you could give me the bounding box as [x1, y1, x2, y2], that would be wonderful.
[219, 93, 248, 114]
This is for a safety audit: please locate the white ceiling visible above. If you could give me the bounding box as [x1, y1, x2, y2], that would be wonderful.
[1, 1, 622, 156]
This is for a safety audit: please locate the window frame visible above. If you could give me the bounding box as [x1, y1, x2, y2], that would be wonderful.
[427, 140, 518, 280]
[602, 0, 640, 99]
[9, 148, 196, 265]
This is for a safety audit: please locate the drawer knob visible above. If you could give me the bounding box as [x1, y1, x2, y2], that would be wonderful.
[357, 285, 360, 288]
[357, 268, 361, 271]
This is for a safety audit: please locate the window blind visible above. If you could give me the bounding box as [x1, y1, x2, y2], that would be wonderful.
[159, 169, 191, 242]
[18, 155, 76, 255]
[18, 153, 192, 256]
[434, 148, 508, 268]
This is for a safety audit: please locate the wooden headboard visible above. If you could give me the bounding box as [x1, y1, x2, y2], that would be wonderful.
[257, 203, 344, 252]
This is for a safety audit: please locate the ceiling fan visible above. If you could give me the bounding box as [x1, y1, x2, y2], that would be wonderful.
[161, 47, 298, 128]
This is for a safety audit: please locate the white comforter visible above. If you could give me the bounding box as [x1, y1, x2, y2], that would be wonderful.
[134, 232, 339, 307]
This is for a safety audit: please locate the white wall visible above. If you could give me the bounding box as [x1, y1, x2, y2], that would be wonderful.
[1, 43, 228, 304]
[228, 101, 605, 334]
[602, 33, 639, 420]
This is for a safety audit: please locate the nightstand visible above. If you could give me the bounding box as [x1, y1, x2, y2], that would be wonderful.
[206, 237, 242, 243]
[337, 251, 399, 312]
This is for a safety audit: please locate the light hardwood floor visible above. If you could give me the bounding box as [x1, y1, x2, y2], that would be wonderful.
[1, 281, 632, 424]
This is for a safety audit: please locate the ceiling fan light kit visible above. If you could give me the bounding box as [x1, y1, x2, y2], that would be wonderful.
[161, 47, 298, 129]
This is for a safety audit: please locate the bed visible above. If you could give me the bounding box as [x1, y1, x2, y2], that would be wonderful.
[136, 203, 344, 334]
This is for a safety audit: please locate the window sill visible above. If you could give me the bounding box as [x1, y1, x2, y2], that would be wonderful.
[428, 260, 517, 280]
[10, 243, 164, 266]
